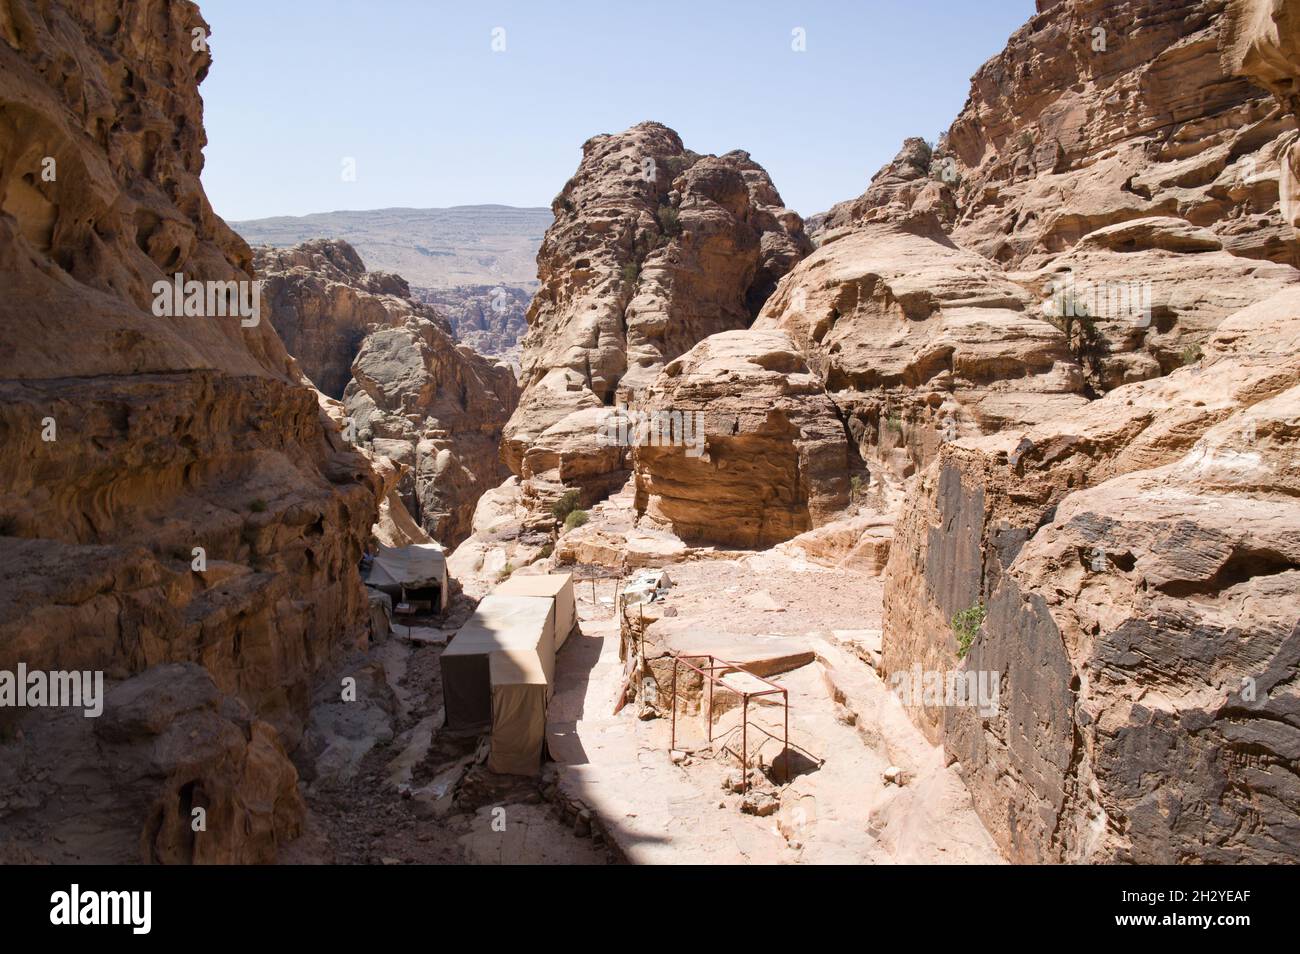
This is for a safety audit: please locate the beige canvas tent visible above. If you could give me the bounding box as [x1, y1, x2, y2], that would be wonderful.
[366, 542, 449, 613]
[441, 593, 557, 775]
[494, 573, 577, 650]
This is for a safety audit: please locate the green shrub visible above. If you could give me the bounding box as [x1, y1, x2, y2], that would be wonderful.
[1181, 343, 1203, 365]
[550, 489, 581, 522]
[248, 499, 268, 513]
[664, 155, 692, 177]
[497, 562, 515, 582]
[849, 475, 862, 499]
[621, 262, 640, 284]
[1048, 296, 1105, 375]
[951, 602, 986, 660]
[657, 205, 681, 238]
[564, 509, 589, 531]
[885, 413, 903, 435]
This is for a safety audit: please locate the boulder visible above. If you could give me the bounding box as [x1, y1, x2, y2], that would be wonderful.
[632, 330, 851, 548]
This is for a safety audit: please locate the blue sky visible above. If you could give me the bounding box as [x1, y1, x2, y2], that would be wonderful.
[200, 0, 1034, 221]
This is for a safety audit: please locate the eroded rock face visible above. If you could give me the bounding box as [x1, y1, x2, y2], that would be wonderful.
[881, 286, 1300, 862]
[343, 319, 518, 549]
[812, 138, 957, 238]
[632, 330, 852, 548]
[0, 663, 304, 864]
[1012, 215, 1298, 389]
[1223, 0, 1300, 234]
[857, 0, 1300, 865]
[0, 0, 380, 860]
[504, 121, 810, 475]
[256, 239, 428, 398]
[756, 220, 1089, 488]
[823, 0, 1298, 269]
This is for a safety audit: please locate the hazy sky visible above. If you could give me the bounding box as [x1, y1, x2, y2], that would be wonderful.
[200, 0, 1034, 222]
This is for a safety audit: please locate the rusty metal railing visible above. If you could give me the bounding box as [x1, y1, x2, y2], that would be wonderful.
[667, 653, 789, 793]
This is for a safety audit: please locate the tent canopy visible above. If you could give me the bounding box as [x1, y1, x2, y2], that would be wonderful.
[367, 543, 449, 612]
[442, 593, 556, 733]
[494, 573, 576, 650]
[442, 593, 557, 775]
[369, 542, 446, 589]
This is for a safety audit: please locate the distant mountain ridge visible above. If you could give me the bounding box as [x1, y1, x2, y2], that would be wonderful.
[232, 204, 551, 290]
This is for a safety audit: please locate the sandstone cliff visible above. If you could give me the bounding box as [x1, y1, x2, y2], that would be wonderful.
[415, 283, 532, 365]
[0, 0, 379, 861]
[503, 122, 811, 476]
[822, 0, 1298, 270]
[882, 285, 1300, 862]
[257, 239, 519, 548]
[633, 330, 852, 548]
[874, 0, 1300, 862]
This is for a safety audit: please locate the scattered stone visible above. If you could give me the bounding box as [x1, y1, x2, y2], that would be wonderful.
[741, 792, 780, 817]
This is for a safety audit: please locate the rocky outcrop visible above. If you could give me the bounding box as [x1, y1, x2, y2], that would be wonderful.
[256, 239, 429, 398]
[812, 138, 957, 238]
[415, 283, 532, 365]
[343, 319, 518, 548]
[256, 238, 519, 548]
[0, 0, 381, 861]
[504, 122, 811, 477]
[0, 663, 304, 864]
[881, 284, 1300, 862]
[756, 219, 1089, 488]
[821, 0, 1298, 269]
[1222, 0, 1300, 235]
[632, 330, 852, 548]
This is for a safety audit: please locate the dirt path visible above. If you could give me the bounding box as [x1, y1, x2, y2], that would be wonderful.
[282, 617, 612, 865]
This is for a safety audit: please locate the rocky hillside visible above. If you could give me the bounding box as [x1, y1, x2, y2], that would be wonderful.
[233, 205, 551, 289]
[256, 239, 519, 548]
[0, 0, 382, 861]
[415, 283, 531, 365]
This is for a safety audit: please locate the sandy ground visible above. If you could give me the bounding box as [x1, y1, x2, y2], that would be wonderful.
[547, 551, 1004, 864]
[282, 538, 1002, 865]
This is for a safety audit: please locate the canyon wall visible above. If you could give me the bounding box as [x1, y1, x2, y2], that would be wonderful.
[877, 0, 1300, 862]
[0, 0, 379, 861]
[258, 239, 519, 548]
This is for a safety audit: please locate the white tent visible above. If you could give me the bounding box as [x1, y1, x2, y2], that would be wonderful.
[441, 593, 557, 775]
[367, 543, 449, 613]
[494, 573, 577, 650]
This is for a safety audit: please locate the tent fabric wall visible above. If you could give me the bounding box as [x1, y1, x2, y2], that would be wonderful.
[486, 646, 551, 775]
[368, 543, 449, 612]
[441, 652, 492, 728]
[440, 594, 556, 759]
[487, 684, 549, 775]
[494, 573, 577, 650]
